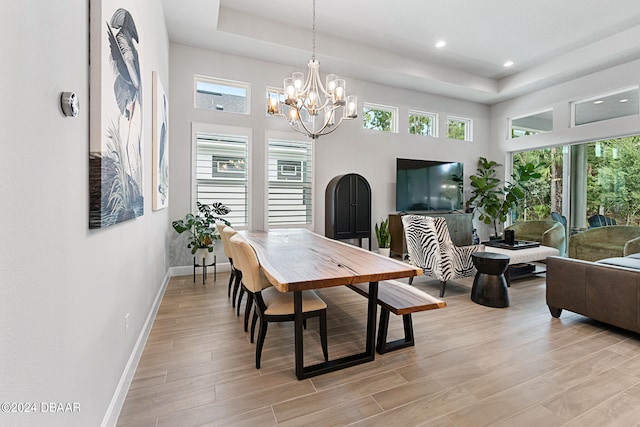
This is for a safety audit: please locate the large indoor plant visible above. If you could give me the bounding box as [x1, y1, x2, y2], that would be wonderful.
[375, 218, 391, 256]
[468, 157, 542, 238]
[172, 201, 231, 256]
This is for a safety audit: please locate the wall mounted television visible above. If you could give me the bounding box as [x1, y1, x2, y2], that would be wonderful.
[396, 158, 464, 212]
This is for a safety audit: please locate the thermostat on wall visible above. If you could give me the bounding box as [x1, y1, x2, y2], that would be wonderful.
[60, 92, 79, 117]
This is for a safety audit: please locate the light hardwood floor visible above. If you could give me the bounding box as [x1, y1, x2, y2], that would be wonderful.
[117, 270, 640, 426]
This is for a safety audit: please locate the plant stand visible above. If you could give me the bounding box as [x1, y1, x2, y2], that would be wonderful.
[193, 255, 216, 285]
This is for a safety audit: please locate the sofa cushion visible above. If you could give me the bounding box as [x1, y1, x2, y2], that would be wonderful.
[596, 257, 640, 270]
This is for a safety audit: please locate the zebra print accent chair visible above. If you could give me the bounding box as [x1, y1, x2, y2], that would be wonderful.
[402, 215, 484, 297]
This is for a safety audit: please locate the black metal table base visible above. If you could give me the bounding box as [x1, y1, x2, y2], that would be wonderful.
[294, 281, 378, 380]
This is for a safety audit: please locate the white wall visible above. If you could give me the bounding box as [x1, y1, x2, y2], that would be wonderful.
[0, 1, 170, 426]
[168, 43, 490, 263]
[490, 59, 640, 158]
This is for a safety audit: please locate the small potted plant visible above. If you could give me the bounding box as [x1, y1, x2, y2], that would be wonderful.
[172, 201, 231, 262]
[375, 218, 391, 257]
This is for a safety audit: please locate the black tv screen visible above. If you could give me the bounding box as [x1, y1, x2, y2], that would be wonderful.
[396, 158, 464, 212]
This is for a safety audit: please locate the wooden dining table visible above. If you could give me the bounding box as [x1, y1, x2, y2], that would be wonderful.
[240, 228, 422, 380]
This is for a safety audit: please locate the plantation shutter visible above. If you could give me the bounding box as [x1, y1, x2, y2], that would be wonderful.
[196, 132, 248, 227]
[267, 138, 313, 226]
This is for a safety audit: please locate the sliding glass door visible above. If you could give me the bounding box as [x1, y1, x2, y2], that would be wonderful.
[512, 147, 565, 222]
[580, 136, 640, 226]
[511, 135, 640, 239]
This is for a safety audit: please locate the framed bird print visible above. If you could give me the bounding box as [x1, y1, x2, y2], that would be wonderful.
[152, 71, 169, 210]
[89, 0, 144, 229]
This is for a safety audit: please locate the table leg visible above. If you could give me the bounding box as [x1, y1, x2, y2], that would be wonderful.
[365, 281, 378, 359]
[293, 282, 378, 380]
[294, 290, 304, 379]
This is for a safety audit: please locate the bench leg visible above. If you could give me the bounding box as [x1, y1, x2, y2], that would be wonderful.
[376, 309, 415, 354]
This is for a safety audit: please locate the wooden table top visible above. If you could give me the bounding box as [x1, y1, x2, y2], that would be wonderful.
[240, 229, 422, 292]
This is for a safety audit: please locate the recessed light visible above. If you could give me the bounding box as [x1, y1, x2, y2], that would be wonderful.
[620, 99, 629, 103]
[435, 40, 446, 49]
[593, 100, 604, 105]
[503, 60, 514, 67]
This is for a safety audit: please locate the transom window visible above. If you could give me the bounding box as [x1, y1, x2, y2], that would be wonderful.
[572, 87, 639, 126]
[194, 124, 249, 227]
[267, 137, 313, 227]
[510, 109, 553, 138]
[409, 110, 438, 137]
[447, 116, 473, 141]
[194, 75, 250, 114]
[363, 102, 398, 133]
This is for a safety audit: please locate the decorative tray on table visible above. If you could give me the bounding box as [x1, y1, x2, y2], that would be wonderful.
[481, 239, 541, 250]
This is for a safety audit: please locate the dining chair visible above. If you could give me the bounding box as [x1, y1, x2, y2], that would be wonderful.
[221, 227, 254, 333]
[402, 215, 483, 297]
[216, 223, 235, 298]
[229, 233, 329, 369]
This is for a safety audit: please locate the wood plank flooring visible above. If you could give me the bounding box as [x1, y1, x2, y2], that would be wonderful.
[117, 271, 640, 426]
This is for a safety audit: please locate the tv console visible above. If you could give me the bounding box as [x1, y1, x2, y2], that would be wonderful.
[389, 212, 473, 259]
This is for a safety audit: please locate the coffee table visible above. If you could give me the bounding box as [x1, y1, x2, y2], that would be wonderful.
[483, 245, 560, 284]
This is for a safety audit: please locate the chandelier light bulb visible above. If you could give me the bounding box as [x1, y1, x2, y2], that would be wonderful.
[326, 74, 337, 94]
[292, 72, 304, 90]
[289, 108, 299, 123]
[346, 95, 357, 118]
[284, 77, 296, 101]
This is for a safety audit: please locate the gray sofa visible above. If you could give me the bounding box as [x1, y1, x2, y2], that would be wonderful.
[546, 254, 640, 333]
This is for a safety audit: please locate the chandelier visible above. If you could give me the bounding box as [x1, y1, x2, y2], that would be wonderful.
[267, 0, 357, 139]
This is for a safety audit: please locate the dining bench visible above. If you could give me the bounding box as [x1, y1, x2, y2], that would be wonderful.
[348, 280, 446, 354]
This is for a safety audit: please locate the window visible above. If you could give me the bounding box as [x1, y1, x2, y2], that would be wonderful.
[194, 75, 250, 114]
[447, 116, 472, 141]
[194, 124, 249, 227]
[582, 137, 640, 225]
[267, 136, 313, 227]
[363, 102, 398, 133]
[408, 110, 438, 136]
[572, 87, 639, 126]
[510, 109, 553, 138]
[512, 147, 564, 221]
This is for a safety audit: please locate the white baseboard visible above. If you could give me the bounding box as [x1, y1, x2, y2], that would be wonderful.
[170, 260, 231, 277]
[101, 260, 232, 426]
[101, 271, 171, 427]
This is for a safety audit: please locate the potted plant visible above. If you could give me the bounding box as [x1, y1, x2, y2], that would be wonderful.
[172, 201, 231, 261]
[375, 218, 391, 257]
[468, 157, 542, 238]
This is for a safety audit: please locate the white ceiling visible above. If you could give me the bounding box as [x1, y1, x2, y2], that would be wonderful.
[162, 0, 640, 105]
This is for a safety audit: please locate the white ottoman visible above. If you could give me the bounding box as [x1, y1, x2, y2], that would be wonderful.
[484, 245, 559, 283]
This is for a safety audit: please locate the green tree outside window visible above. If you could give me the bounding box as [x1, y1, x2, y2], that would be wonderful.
[363, 108, 393, 131]
[447, 119, 466, 140]
[409, 114, 433, 135]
